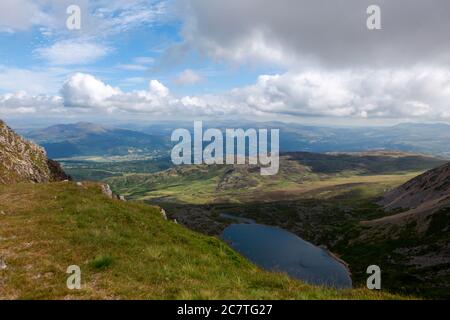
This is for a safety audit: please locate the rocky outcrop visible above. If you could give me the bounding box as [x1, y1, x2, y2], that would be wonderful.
[160, 208, 168, 220]
[101, 183, 114, 199]
[100, 183, 126, 201]
[0, 119, 68, 184]
[0, 257, 7, 270]
[47, 159, 71, 181]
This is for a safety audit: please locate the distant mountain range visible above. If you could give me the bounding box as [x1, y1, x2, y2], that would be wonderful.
[260, 122, 450, 156]
[21, 121, 450, 159]
[135, 121, 450, 155]
[24, 122, 170, 159]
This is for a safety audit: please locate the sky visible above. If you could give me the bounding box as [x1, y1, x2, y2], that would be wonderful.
[1, 0, 450, 126]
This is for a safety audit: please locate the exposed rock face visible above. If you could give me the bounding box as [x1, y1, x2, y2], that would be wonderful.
[0, 119, 68, 184]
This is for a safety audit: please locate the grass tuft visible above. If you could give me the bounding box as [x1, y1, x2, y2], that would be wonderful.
[90, 255, 113, 270]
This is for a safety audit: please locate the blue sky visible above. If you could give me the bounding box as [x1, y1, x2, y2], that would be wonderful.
[1, 0, 450, 126]
[0, 0, 272, 95]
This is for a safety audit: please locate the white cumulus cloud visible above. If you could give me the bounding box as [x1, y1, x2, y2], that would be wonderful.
[61, 73, 121, 108]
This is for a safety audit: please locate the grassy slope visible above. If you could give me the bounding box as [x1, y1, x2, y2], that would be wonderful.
[0, 182, 404, 300]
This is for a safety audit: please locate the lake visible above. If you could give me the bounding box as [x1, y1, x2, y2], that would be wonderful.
[222, 224, 352, 289]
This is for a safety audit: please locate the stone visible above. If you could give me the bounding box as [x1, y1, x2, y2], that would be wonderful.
[0, 258, 7, 270]
[101, 184, 114, 199]
[160, 209, 167, 220]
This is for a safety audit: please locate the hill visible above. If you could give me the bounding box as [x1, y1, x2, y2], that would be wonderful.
[25, 122, 109, 142]
[0, 182, 402, 299]
[284, 151, 445, 174]
[105, 152, 446, 204]
[0, 119, 68, 184]
[377, 162, 450, 214]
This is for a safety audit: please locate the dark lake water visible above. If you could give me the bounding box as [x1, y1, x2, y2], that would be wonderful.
[222, 224, 352, 289]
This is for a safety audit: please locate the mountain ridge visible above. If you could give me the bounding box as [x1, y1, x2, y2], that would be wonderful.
[16, 121, 450, 159]
[364, 163, 450, 226]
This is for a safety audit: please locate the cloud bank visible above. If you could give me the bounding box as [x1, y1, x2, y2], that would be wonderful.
[2, 69, 450, 121]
